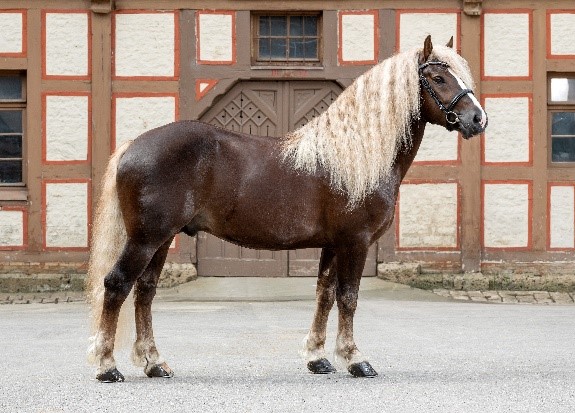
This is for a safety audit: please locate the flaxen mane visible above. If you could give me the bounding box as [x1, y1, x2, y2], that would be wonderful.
[282, 45, 474, 206]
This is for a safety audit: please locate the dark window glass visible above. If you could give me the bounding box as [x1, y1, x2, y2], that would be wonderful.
[0, 135, 22, 158]
[256, 15, 320, 63]
[0, 111, 22, 133]
[551, 112, 575, 162]
[0, 160, 22, 184]
[0, 76, 22, 100]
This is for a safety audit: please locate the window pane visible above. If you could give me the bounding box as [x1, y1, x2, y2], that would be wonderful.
[0, 111, 22, 133]
[551, 78, 575, 102]
[259, 16, 270, 36]
[0, 76, 22, 100]
[270, 38, 287, 59]
[303, 39, 318, 59]
[552, 112, 575, 136]
[259, 38, 271, 60]
[304, 16, 318, 36]
[289, 39, 304, 59]
[270, 16, 287, 36]
[0, 135, 22, 158]
[0, 160, 22, 183]
[552, 138, 575, 162]
[290, 16, 303, 36]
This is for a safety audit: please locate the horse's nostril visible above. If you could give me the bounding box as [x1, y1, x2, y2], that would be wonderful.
[473, 113, 482, 124]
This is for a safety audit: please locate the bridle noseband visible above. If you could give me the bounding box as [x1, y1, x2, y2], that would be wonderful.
[418, 61, 474, 125]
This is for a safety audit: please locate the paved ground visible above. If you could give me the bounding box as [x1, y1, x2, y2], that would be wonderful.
[1, 278, 575, 412]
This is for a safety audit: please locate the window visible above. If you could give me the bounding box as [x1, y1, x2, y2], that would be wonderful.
[549, 75, 575, 163]
[0, 74, 25, 185]
[253, 13, 321, 65]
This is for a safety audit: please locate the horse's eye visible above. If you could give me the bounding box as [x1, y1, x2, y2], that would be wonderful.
[432, 76, 444, 84]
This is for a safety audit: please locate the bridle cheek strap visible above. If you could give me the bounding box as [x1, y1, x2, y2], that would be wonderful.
[418, 61, 474, 125]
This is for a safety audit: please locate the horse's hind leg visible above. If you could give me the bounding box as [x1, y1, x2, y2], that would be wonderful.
[333, 245, 378, 378]
[132, 237, 174, 379]
[92, 240, 158, 382]
[303, 247, 338, 374]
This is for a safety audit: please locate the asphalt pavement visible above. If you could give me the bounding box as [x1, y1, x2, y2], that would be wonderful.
[1, 277, 574, 412]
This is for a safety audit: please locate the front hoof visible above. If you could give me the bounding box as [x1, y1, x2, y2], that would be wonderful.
[307, 358, 336, 374]
[348, 361, 378, 378]
[145, 362, 174, 378]
[96, 368, 125, 383]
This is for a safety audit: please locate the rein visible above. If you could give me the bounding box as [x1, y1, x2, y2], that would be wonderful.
[418, 61, 474, 125]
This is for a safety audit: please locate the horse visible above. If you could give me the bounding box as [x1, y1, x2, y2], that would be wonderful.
[86, 36, 487, 382]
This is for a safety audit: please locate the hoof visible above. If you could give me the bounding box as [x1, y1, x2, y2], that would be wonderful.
[145, 362, 174, 378]
[96, 368, 125, 383]
[348, 361, 378, 378]
[307, 358, 336, 374]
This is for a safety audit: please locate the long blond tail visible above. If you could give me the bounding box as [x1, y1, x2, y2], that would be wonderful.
[86, 141, 133, 357]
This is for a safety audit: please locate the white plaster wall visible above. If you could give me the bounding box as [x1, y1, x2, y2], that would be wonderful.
[0, 12, 23, 54]
[115, 96, 176, 148]
[399, 183, 458, 248]
[550, 13, 575, 56]
[415, 124, 458, 162]
[45, 183, 88, 248]
[484, 183, 529, 248]
[45, 13, 88, 76]
[399, 13, 458, 52]
[483, 13, 530, 77]
[115, 13, 175, 77]
[484, 97, 530, 163]
[549, 186, 575, 249]
[45, 95, 89, 161]
[340, 13, 375, 62]
[0, 210, 24, 247]
[198, 13, 233, 62]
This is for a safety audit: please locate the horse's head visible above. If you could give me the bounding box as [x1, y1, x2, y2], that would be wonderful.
[418, 35, 487, 139]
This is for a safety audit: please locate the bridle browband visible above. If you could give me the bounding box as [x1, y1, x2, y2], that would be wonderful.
[418, 61, 474, 125]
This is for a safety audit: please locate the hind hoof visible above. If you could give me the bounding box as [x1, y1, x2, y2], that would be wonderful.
[96, 368, 125, 383]
[145, 362, 174, 378]
[348, 361, 378, 378]
[307, 358, 336, 374]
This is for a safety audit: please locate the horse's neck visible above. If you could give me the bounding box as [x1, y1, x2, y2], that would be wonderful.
[397, 119, 426, 180]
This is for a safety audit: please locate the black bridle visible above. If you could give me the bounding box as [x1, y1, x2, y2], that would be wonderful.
[418, 61, 474, 125]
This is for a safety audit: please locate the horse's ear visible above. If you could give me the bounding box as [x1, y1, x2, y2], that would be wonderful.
[423, 35, 433, 61]
[446, 36, 454, 49]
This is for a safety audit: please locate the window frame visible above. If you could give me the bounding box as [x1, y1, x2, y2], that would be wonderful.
[251, 12, 323, 67]
[0, 72, 26, 188]
[548, 73, 575, 166]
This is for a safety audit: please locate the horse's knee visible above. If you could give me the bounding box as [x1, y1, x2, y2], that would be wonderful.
[103, 270, 133, 298]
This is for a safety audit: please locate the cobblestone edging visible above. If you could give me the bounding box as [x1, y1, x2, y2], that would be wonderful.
[433, 289, 575, 304]
[0, 291, 85, 305]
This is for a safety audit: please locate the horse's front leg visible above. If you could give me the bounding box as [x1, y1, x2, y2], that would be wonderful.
[132, 238, 174, 379]
[334, 245, 378, 378]
[302, 247, 337, 374]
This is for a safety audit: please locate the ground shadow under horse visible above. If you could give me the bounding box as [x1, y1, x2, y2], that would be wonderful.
[87, 36, 487, 382]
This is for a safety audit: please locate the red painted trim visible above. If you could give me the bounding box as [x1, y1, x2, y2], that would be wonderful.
[111, 92, 180, 153]
[395, 9, 462, 53]
[481, 9, 533, 81]
[0, 206, 28, 250]
[338, 10, 379, 66]
[480, 93, 533, 166]
[196, 10, 237, 65]
[112, 10, 180, 80]
[0, 10, 27, 58]
[481, 180, 533, 251]
[41, 92, 92, 165]
[41, 179, 92, 252]
[41, 10, 91, 80]
[547, 10, 575, 60]
[395, 180, 461, 251]
[195, 79, 218, 101]
[547, 182, 575, 251]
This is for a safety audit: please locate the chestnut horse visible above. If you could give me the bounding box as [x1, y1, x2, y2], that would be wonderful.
[87, 36, 487, 382]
